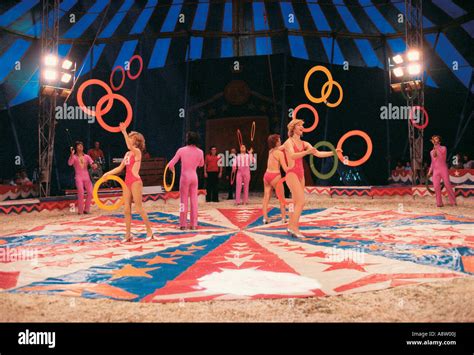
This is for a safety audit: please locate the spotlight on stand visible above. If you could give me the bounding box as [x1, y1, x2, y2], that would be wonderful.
[40, 54, 76, 98]
[389, 49, 423, 99]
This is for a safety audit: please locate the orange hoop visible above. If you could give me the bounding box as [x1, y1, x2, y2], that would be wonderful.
[293, 104, 319, 132]
[409, 106, 429, 130]
[237, 129, 243, 147]
[109, 65, 125, 91]
[95, 93, 133, 133]
[336, 130, 373, 167]
[77, 79, 114, 117]
[127, 54, 143, 80]
[250, 121, 256, 141]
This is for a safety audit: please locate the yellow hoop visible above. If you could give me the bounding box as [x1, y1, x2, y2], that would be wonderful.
[303, 65, 334, 104]
[163, 163, 176, 192]
[92, 175, 127, 211]
[321, 80, 343, 108]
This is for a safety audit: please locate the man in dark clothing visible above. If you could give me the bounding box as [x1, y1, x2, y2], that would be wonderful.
[204, 146, 222, 202]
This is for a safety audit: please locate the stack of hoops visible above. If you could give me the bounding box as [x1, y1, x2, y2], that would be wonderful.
[276, 65, 374, 205]
[77, 55, 144, 210]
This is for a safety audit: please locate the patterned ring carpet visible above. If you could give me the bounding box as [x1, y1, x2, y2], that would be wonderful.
[1, 207, 473, 303]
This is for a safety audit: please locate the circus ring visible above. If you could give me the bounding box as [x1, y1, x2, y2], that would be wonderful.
[1, 189, 473, 322]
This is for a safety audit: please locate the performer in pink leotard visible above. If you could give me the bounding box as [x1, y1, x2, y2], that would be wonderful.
[103, 123, 154, 242]
[68, 141, 97, 214]
[282, 120, 342, 238]
[427, 135, 456, 207]
[168, 132, 205, 230]
[262, 134, 288, 224]
[232, 144, 255, 205]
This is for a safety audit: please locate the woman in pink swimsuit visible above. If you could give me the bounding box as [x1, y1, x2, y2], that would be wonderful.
[427, 135, 456, 207]
[68, 141, 97, 214]
[282, 119, 341, 238]
[168, 132, 205, 230]
[262, 134, 288, 224]
[103, 122, 154, 242]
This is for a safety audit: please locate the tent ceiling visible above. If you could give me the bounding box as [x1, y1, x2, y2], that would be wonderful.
[0, 0, 473, 107]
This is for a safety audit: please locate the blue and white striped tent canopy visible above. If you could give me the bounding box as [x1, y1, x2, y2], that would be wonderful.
[0, 0, 472, 108]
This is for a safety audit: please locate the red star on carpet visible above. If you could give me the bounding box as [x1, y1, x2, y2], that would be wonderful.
[320, 259, 375, 272]
[286, 246, 305, 252]
[125, 246, 150, 252]
[433, 227, 460, 233]
[40, 258, 75, 268]
[300, 251, 328, 258]
[88, 252, 122, 259]
[400, 228, 419, 234]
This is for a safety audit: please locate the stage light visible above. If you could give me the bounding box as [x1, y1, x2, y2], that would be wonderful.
[393, 67, 404, 77]
[392, 55, 403, 64]
[44, 69, 58, 81]
[407, 63, 421, 76]
[40, 56, 76, 99]
[406, 49, 420, 62]
[62, 59, 73, 70]
[61, 73, 72, 83]
[44, 54, 58, 67]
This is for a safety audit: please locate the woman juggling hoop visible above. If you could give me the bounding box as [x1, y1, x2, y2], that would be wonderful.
[282, 119, 341, 238]
[262, 134, 288, 224]
[103, 122, 155, 242]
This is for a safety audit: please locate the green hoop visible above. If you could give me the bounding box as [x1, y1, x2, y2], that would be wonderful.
[309, 141, 338, 180]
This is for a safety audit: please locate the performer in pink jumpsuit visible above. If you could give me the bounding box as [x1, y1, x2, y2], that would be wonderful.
[68, 141, 97, 214]
[427, 135, 456, 207]
[169, 132, 205, 230]
[233, 144, 255, 205]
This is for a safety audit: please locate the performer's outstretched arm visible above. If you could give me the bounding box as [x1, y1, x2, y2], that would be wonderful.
[104, 157, 125, 176]
[168, 149, 182, 172]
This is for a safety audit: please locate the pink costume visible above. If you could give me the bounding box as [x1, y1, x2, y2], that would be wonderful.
[263, 151, 281, 185]
[124, 152, 142, 189]
[169, 145, 204, 228]
[429, 145, 456, 207]
[233, 153, 255, 204]
[68, 154, 93, 214]
[286, 140, 305, 181]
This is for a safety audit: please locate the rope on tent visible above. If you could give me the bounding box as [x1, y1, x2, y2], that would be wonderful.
[450, 69, 474, 158]
[65, 1, 112, 105]
[263, 9, 278, 118]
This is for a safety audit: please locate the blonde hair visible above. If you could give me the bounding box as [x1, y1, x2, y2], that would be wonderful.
[287, 119, 304, 137]
[129, 131, 145, 152]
